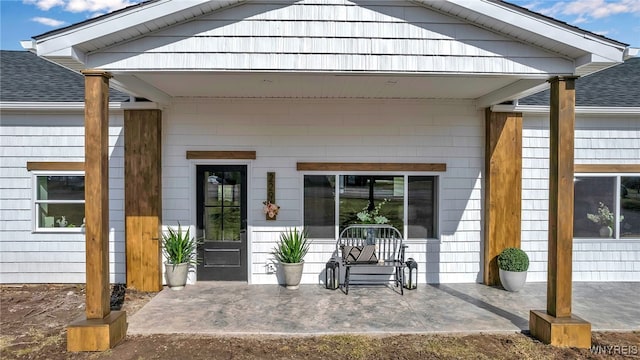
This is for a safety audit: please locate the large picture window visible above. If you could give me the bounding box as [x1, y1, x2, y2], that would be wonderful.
[574, 175, 640, 239]
[34, 173, 85, 231]
[303, 174, 437, 239]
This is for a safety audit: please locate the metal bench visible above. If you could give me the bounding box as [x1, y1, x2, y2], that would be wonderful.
[337, 224, 406, 295]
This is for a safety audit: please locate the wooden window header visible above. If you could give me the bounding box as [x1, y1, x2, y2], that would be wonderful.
[186, 151, 256, 160]
[27, 162, 84, 171]
[575, 164, 640, 173]
[296, 162, 446, 172]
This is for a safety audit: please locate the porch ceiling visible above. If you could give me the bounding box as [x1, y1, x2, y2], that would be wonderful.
[113, 71, 534, 100]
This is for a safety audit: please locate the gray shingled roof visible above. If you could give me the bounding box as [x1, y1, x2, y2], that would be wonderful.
[0, 50, 130, 102]
[520, 57, 640, 107]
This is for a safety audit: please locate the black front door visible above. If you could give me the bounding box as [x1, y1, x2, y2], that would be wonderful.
[196, 165, 247, 281]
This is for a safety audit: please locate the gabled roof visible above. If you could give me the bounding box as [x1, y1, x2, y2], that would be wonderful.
[0, 50, 129, 103]
[520, 57, 640, 107]
[24, 0, 632, 105]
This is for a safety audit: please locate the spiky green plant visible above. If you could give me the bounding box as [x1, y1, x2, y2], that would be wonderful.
[162, 223, 199, 266]
[497, 247, 529, 272]
[272, 228, 311, 264]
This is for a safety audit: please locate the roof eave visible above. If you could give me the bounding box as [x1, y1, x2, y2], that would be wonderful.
[33, 0, 246, 58]
[417, 0, 627, 68]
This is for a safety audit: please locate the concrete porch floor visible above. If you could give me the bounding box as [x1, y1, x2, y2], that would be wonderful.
[127, 282, 639, 336]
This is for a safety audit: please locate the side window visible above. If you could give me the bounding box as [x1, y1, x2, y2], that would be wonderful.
[574, 175, 640, 239]
[621, 176, 640, 238]
[34, 174, 85, 231]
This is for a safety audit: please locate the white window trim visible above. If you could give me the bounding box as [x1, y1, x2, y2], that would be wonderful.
[301, 171, 440, 241]
[574, 172, 640, 241]
[32, 170, 85, 233]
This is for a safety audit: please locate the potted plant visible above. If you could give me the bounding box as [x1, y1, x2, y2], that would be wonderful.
[162, 223, 198, 290]
[497, 247, 529, 292]
[272, 228, 310, 289]
[587, 202, 624, 238]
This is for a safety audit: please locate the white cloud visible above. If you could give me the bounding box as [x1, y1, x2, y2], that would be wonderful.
[519, 0, 640, 21]
[562, 0, 640, 19]
[31, 16, 67, 27]
[24, 0, 137, 13]
[64, 0, 137, 13]
[23, 0, 65, 11]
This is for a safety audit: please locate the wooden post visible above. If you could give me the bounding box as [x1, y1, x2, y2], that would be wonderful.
[67, 70, 127, 352]
[125, 109, 163, 292]
[483, 110, 522, 285]
[530, 76, 591, 348]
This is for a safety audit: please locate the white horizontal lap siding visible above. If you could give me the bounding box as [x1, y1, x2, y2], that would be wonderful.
[522, 114, 640, 282]
[88, 2, 572, 74]
[0, 112, 126, 284]
[163, 98, 483, 284]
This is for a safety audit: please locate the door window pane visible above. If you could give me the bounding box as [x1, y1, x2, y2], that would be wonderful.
[574, 177, 616, 238]
[203, 170, 242, 242]
[304, 175, 335, 239]
[621, 176, 640, 238]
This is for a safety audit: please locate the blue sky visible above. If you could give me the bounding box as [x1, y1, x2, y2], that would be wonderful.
[1, 0, 639, 50]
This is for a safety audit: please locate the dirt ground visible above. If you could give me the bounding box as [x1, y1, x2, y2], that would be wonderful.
[1, 285, 638, 359]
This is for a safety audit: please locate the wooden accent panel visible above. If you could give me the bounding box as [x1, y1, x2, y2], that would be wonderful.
[575, 164, 640, 173]
[67, 311, 127, 352]
[547, 77, 578, 319]
[125, 109, 163, 292]
[266, 172, 276, 221]
[296, 162, 447, 172]
[530, 310, 591, 348]
[186, 151, 256, 159]
[27, 162, 84, 171]
[81, 70, 112, 320]
[483, 110, 522, 286]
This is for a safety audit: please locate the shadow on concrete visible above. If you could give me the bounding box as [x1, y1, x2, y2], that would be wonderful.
[429, 284, 529, 330]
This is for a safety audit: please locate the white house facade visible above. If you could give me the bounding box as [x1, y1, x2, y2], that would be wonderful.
[0, 0, 638, 289]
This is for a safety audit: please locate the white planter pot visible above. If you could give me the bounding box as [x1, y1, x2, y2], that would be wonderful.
[165, 262, 189, 290]
[499, 268, 527, 292]
[599, 226, 613, 238]
[281, 262, 304, 290]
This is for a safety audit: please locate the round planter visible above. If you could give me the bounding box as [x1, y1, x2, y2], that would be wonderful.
[281, 262, 304, 290]
[499, 268, 527, 292]
[165, 262, 189, 290]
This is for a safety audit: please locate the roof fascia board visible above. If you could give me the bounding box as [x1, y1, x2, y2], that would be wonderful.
[0, 102, 126, 112]
[491, 104, 640, 115]
[35, 0, 235, 57]
[477, 79, 548, 108]
[418, 0, 626, 63]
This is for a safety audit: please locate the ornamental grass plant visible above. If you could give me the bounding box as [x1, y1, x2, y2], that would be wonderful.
[273, 228, 310, 264]
[162, 223, 199, 267]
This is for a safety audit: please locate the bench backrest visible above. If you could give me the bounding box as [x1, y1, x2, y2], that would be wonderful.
[337, 224, 404, 262]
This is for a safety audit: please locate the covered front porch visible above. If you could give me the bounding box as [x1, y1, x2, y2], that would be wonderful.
[127, 282, 640, 335]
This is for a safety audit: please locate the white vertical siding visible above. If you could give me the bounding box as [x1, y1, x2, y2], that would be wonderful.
[522, 114, 640, 282]
[0, 112, 126, 284]
[87, 1, 573, 74]
[163, 98, 484, 284]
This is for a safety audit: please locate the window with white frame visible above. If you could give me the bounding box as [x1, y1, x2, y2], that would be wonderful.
[34, 173, 85, 231]
[574, 174, 640, 239]
[303, 174, 437, 239]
